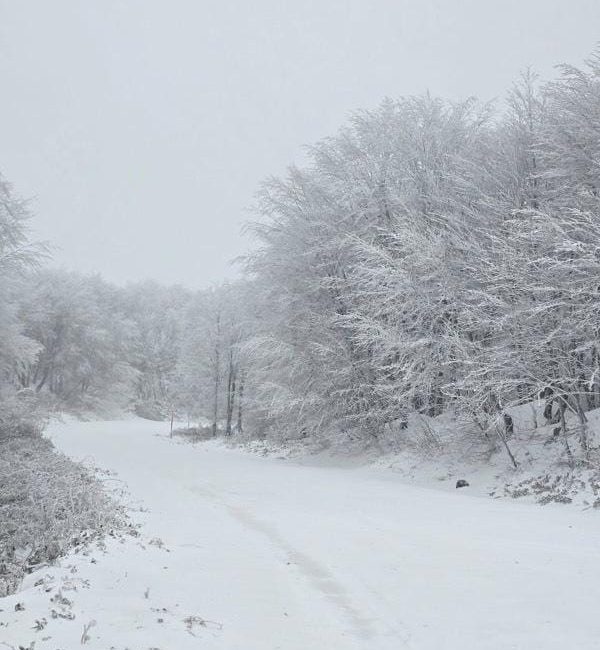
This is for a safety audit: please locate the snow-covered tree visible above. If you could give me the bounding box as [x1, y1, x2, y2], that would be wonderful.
[18, 271, 137, 414]
[0, 173, 45, 435]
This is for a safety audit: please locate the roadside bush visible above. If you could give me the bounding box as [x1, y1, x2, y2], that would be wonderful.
[0, 388, 48, 441]
[134, 401, 166, 422]
[0, 432, 125, 596]
[172, 425, 214, 442]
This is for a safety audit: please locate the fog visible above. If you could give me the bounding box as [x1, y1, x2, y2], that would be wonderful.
[1, 0, 598, 287]
[4, 5, 600, 646]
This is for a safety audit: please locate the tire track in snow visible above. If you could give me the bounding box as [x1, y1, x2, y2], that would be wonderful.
[189, 483, 409, 648]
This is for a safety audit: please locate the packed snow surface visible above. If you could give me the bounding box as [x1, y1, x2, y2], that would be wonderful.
[2, 418, 600, 649]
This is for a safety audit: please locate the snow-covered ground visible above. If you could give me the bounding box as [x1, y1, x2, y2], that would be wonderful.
[2, 418, 600, 649]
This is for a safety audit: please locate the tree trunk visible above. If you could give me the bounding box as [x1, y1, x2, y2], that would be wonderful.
[212, 314, 221, 437]
[573, 393, 589, 460]
[497, 427, 518, 469]
[559, 398, 575, 468]
[237, 375, 244, 434]
[225, 355, 236, 436]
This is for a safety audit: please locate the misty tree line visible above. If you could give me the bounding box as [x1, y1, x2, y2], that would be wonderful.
[2, 53, 600, 465]
[0, 235, 248, 433]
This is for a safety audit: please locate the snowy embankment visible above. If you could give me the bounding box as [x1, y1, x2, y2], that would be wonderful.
[2, 418, 600, 650]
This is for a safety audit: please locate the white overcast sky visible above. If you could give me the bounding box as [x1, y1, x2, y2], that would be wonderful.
[1, 1, 599, 287]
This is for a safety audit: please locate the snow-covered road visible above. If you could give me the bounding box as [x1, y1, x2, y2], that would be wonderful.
[3, 418, 600, 650]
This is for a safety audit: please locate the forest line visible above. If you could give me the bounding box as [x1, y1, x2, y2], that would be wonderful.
[2, 53, 600, 471]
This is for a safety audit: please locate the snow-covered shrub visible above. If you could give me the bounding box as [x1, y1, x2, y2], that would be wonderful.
[134, 401, 166, 421]
[0, 432, 125, 596]
[172, 425, 214, 442]
[0, 387, 48, 442]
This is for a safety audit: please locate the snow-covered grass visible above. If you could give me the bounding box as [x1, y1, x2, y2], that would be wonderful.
[0, 429, 126, 598]
[2, 417, 600, 649]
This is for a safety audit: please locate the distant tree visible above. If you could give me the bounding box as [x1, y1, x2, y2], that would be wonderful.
[18, 271, 137, 414]
[0, 172, 45, 434]
[120, 281, 190, 419]
[177, 283, 248, 435]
